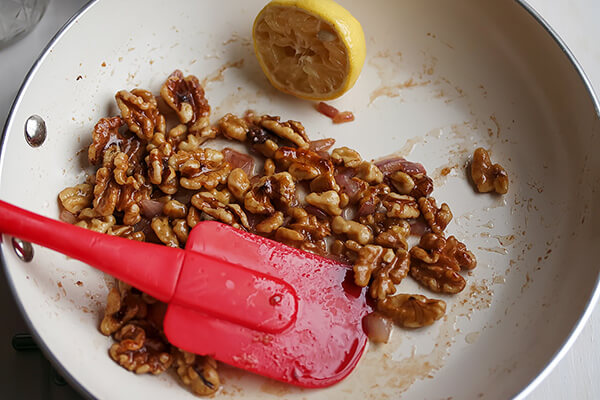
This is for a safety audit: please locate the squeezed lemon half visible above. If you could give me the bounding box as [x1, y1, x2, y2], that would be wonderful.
[252, 0, 366, 100]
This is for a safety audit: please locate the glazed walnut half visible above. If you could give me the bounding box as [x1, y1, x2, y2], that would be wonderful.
[174, 350, 220, 396]
[409, 233, 476, 294]
[109, 322, 173, 375]
[377, 294, 446, 328]
[161, 70, 210, 135]
[471, 147, 509, 194]
[116, 89, 166, 141]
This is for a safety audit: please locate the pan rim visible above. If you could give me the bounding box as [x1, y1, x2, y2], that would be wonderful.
[0, 2, 101, 397]
[0, 0, 598, 399]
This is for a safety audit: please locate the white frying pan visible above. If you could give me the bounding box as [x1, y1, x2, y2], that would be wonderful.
[1, 0, 599, 399]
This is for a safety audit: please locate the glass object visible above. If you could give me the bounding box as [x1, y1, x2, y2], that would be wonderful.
[0, 0, 50, 47]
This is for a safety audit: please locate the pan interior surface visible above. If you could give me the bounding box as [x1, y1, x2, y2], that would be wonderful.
[0, 0, 598, 399]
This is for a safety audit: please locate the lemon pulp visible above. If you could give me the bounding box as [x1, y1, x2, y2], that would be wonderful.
[253, 0, 366, 100]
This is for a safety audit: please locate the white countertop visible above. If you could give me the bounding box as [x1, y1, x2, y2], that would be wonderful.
[0, 0, 598, 398]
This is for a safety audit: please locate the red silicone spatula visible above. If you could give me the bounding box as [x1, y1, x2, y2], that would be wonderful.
[0, 200, 370, 387]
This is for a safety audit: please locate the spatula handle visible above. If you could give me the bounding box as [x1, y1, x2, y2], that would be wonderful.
[0, 200, 183, 302]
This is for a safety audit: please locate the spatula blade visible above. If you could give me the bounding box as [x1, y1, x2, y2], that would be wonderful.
[164, 221, 370, 387]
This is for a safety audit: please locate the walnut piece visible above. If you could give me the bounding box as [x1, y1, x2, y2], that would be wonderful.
[410, 232, 477, 271]
[115, 89, 165, 140]
[375, 223, 410, 250]
[107, 225, 145, 241]
[100, 288, 147, 336]
[167, 123, 189, 147]
[346, 240, 410, 299]
[380, 158, 433, 198]
[244, 189, 274, 215]
[383, 193, 420, 219]
[305, 190, 342, 216]
[285, 208, 331, 253]
[91, 146, 152, 221]
[227, 168, 250, 201]
[352, 244, 384, 287]
[172, 218, 189, 244]
[228, 203, 251, 230]
[92, 163, 151, 225]
[187, 206, 202, 228]
[259, 116, 309, 149]
[410, 264, 466, 294]
[471, 147, 509, 194]
[59, 183, 93, 214]
[410, 175, 434, 198]
[264, 158, 276, 176]
[445, 235, 477, 270]
[174, 350, 220, 396]
[92, 167, 120, 216]
[160, 70, 210, 135]
[331, 216, 372, 245]
[191, 190, 229, 212]
[418, 197, 452, 234]
[409, 232, 476, 294]
[75, 211, 116, 233]
[88, 117, 124, 165]
[169, 148, 230, 191]
[274, 146, 333, 181]
[389, 171, 415, 195]
[253, 138, 279, 158]
[310, 171, 340, 193]
[356, 161, 384, 184]
[369, 248, 410, 300]
[109, 322, 173, 375]
[219, 113, 248, 141]
[245, 172, 296, 214]
[275, 226, 305, 242]
[256, 211, 284, 234]
[146, 133, 178, 194]
[178, 125, 219, 151]
[331, 147, 361, 167]
[377, 294, 446, 328]
[163, 199, 187, 219]
[151, 216, 179, 247]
